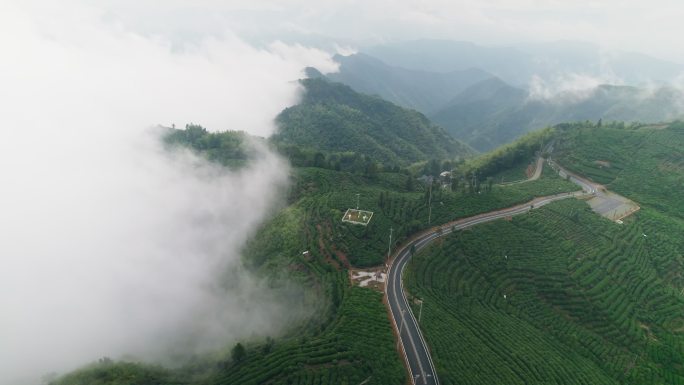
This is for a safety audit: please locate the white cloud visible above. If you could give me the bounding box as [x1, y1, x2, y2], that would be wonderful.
[0, 2, 335, 384]
[527, 73, 621, 102]
[39, 0, 684, 63]
[97, 0, 683, 64]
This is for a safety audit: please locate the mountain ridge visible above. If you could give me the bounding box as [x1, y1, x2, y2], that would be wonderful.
[274, 77, 474, 166]
[323, 53, 491, 114]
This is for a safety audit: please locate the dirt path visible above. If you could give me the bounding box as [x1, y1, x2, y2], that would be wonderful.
[529, 156, 544, 181]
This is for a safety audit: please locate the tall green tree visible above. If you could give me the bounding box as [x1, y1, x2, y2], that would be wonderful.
[313, 152, 326, 168]
[405, 175, 415, 192]
[232, 343, 246, 364]
[451, 178, 459, 192]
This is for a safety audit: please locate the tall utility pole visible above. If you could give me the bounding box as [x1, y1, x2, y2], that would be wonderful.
[387, 227, 393, 264]
[418, 299, 424, 323]
[428, 182, 433, 225]
[356, 193, 360, 210]
[397, 309, 405, 346]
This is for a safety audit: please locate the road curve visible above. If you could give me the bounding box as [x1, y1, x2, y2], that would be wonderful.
[385, 190, 587, 385]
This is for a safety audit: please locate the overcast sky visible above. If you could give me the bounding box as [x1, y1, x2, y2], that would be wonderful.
[84, 0, 684, 63]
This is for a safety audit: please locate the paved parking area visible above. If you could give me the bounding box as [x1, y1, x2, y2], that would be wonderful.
[586, 189, 640, 221]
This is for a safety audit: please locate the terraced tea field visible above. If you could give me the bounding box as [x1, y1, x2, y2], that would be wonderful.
[210, 279, 406, 385]
[554, 123, 684, 219]
[218, 163, 574, 384]
[406, 199, 684, 385]
[292, 164, 576, 267]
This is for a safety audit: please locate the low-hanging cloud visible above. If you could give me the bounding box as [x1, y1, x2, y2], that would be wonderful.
[527, 72, 622, 103]
[0, 2, 337, 385]
[525, 70, 684, 122]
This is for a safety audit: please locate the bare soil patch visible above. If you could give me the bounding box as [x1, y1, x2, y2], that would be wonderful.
[350, 267, 387, 292]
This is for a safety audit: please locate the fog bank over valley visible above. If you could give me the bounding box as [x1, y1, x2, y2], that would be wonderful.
[0, 2, 336, 384]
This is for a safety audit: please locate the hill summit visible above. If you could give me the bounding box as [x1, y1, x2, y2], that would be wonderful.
[274, 77, 473, 166]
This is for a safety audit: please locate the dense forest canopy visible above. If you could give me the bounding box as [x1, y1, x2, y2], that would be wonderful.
[273, 78, 474, 166]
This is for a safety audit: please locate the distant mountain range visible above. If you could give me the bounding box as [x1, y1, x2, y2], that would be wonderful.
[274, 76, 474, 165]
[430, 78, 684, 151]
[364, 39, 684, 87]
[325, 53, 490, 114]
[311, 42, 684, 151]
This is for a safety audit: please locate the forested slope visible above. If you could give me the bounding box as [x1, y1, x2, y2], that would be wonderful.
[274, 78, 474, 167]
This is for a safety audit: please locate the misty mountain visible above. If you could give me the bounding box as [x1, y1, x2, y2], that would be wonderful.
[323, 53, 491, 114]
[274, 77, 474, 165]
[366, 40, 529, 85]
[431, 78, 684, 151]
[429, 77, 529, 151]
[517, 41, 684, 84]
[365, 39, 684, 86]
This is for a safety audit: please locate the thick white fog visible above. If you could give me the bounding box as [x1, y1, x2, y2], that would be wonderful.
[0, 2, 336, 385]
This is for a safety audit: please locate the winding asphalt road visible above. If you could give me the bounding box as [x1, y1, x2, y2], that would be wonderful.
[385, 157, 595, 385]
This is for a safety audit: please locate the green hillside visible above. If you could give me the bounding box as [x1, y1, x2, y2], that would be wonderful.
[51, 120, 684, 385]
[273, 78, 474, 166]
[407, 199, 684, 384]
[405, 122, 684, 384]
[429, 77, 529, 151]
[553, 121, 684, 218]
[163, 123, 253, 167]
[51, 122, 577, 385]
[212, 158, 575, 385]
[459, 127, 553, 179]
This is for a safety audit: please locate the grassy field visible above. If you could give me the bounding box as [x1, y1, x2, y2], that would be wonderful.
[406, 200, 684, 385]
